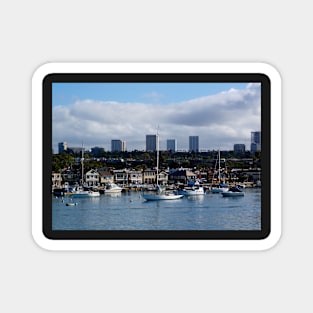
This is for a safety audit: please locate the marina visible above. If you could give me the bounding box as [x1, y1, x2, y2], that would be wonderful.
[50, 84, 263, 234]
[52, 187, 261, 231]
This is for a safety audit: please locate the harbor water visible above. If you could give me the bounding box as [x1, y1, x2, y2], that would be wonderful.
[52, 188, 261, 231]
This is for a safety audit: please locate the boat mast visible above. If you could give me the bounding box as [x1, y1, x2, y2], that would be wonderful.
[218, 149, 221, 183]
[81, 143, 85, 186]
[156, 128, 159, 186]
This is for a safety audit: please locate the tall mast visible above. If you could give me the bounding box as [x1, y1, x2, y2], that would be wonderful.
[218, 149, 221, 183]
[156, 128, 159, 186]
[81, 143, 85, 185]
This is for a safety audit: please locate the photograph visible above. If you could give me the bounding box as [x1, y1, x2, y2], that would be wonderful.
[49, 78, 266, 236]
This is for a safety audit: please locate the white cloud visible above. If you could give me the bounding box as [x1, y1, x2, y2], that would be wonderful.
[53, 84, 261, 152]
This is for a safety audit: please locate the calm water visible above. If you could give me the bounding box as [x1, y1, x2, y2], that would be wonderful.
[52, 188, 261, 231]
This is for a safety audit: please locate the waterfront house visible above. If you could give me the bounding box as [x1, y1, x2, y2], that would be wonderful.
[158, 171, 168, 185]
[168, 169, 196, 184]
[98, 169, 114, 185]
[142, 168, 157, 184]
[85, 169, 99, 186]
[62, 169, 80, 185]
[113, 169, 129, 186]
[52, 172, 62, 188]
[128, 170, 143, 185]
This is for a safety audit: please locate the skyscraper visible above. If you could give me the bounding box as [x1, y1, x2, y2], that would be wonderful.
[167, 139, 177, 152]
[234, 144, 246, 153]
[189, 136, 199, 152]
[58, 142, 67, 154]
[146, 134, 158, 151]
[250, 131, 261, 153]
[111, 139, 126, 152]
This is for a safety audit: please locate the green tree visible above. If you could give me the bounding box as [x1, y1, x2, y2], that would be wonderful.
[52, 154, 75, 172]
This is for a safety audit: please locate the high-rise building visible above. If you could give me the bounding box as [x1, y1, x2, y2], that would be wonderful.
[167, 139, 177, 152]
[146, 134, 158, 151]
[91, 146, 105, 157]
[250, 131, 261, 153]
[111, 139, 126, 152]
[122, 140, 126, 152]
[234, 144, 246, 153]
[189, 136, 199, 152]
[58, 142, 67, 153]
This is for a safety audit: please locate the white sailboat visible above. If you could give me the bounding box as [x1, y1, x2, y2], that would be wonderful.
[142, 130, 183, 201]
[71, 145, 100, 198]
[211, 149, 229, 193]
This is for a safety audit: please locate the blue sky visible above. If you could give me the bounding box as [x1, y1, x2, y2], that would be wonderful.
[53, 82, 248, 106]
[52, 82, 261, 152]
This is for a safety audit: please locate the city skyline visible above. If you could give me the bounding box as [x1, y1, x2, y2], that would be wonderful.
[57, 131, 260, 154]
[52, 82, 261, 152]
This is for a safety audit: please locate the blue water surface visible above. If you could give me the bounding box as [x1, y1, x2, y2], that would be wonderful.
[52, 189, 261, 231]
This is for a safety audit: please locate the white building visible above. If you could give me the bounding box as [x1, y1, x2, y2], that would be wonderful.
[128, 170, 143, 185]
[85, 169, 99, 186]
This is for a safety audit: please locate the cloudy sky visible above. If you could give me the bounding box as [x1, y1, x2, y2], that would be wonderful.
[52, 82, 261, 152]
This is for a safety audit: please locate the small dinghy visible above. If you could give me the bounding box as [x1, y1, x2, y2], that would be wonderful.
[66, 201, 78, 206]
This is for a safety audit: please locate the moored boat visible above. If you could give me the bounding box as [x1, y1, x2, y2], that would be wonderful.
[180, 186, 205, 196]
[143, 191, 184, 201]
[66, 202, 78, 206]
[103, 183, 123, 193]
[211, 183, 229, 193]
[221, 186, 244, 197]
[142, 129, 184, 201]
[70, 146, 100, 197]
[211, 149, 229, 193]
[71, 188, 100, 197]
[179, 180, 205, 196]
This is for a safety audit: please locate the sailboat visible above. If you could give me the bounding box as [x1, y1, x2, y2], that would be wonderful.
[211, 149, 228, 193]
[142, 131, 183, 201]
[71, 145, 100, 198]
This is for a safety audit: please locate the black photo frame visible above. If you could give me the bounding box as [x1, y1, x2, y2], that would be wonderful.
[42, 72, 270, 241]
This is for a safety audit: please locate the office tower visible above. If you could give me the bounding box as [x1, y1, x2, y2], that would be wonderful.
[58, 142, 67, 154]
[111, 139, 126, 152]
[234, 144, 246, 153]
[250, 131, 261, 153]
[91, 146, 105, 157]
[146, 134, 158, 151]
[167, 139, 177, 152]
[121, 140, 126, 152]
[189, 136, 199, 152]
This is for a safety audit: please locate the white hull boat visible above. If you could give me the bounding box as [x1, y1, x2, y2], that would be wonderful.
[71, 190, 100, 197]
[211, 150, 228, 193]
[66, 202, 78, 206]
[211, 186, 229, 193]
[104, 183, 123, 193]
[181, 186, 205, 196]
[142, 129, 184, 201]
[222, 186, 244, 197]
[142, 193, 184, 201]
[71, 145, 100, 198]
